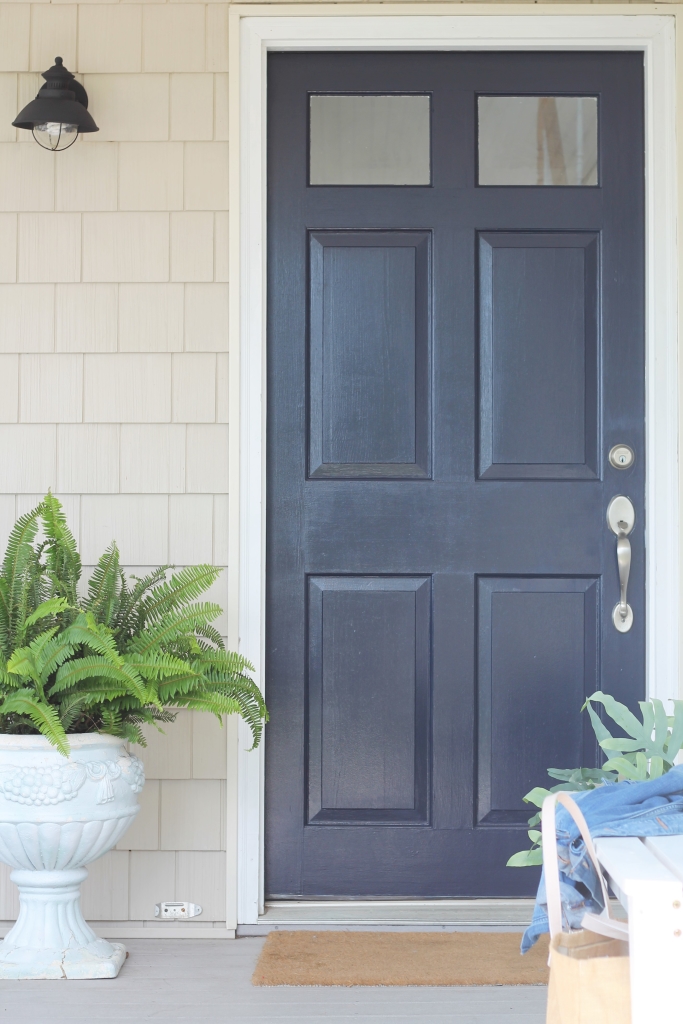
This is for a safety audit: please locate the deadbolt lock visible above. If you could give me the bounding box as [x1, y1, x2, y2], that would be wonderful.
[609, 444, 635, 470]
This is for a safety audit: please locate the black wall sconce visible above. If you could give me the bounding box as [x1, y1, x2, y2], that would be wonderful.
[13, 57, 98, 152]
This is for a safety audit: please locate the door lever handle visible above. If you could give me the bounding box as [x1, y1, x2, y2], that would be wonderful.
[615, 526, 631, 622]
[607, 496, 635, 633]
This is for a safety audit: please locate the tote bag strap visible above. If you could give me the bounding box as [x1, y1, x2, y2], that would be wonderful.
[542, 791, 628, 942]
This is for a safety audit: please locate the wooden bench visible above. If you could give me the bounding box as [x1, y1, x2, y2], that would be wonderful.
[594, 835, 683, 1021]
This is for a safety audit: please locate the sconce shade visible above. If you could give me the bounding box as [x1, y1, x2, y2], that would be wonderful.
[13, 57, 98, 150]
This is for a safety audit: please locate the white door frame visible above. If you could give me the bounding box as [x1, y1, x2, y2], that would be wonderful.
[228, 6, 679, 925]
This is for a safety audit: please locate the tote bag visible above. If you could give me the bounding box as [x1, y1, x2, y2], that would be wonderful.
[543, 791, 631, 1024]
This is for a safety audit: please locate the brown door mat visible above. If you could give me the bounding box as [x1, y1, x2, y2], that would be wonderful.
[252, 930, 549, 987]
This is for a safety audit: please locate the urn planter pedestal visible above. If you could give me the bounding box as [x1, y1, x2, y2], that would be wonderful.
[0, 733, 144, 979]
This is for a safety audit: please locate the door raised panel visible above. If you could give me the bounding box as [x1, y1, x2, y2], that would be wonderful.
[307, 576, 430, 824]
[478, 232, 599, 480]
[309, 231, 431, 479]
[477, 577, 599, 825]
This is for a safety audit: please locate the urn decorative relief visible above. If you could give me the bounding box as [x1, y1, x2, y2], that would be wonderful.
[0, 733, 144, 979]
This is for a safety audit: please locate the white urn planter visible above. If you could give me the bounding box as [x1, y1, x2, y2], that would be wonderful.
[0, 733, 144, 979]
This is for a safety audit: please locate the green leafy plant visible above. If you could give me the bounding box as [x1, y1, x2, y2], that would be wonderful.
[506, 692, 683, 867]
[0, 494, 267, 757]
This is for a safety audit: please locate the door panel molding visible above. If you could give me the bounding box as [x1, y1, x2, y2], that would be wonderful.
[230, 9, 678, 925]
[478, 231, 599, 480]
[308, 230, 431, 480]
[476, 575, 600, 826]
[307, 575, 431, 825]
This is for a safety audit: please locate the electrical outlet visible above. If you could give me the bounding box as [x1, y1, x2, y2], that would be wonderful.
[154, 901, 203, 920]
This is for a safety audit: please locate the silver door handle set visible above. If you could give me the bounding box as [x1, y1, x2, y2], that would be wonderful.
[607, 495, 635, 633]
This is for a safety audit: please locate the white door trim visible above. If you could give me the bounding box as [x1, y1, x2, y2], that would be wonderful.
[229, 8, 679, 925]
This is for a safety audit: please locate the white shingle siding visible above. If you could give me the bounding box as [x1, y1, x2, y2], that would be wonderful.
[0, 1, 234, 929]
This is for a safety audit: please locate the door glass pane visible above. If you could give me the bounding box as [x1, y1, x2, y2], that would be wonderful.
[478, 96, 598, 186]
[309, 95, 431, 185]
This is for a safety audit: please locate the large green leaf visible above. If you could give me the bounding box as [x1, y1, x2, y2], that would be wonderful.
[585, 692, 644, 741]
[665, 701, 683, 761]
[507, 848, 543, 868]
[583, 700, 614, 747]
[652, 699, 670, 754]
[602, 755, 648, 780]
[599, 738, 646, 753]
[639, 700, 655, 748]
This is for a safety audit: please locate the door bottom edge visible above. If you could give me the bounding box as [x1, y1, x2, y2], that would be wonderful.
[240, 898, 535, 934]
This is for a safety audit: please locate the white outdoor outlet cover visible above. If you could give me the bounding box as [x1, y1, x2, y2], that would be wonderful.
[154, 901, 203, 919]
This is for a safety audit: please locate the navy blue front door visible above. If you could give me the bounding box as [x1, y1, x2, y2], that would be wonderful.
[266, 51, 645, 897]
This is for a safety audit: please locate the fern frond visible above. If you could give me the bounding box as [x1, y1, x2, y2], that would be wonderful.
[51, 656, 149, 704]
[33, 632, 77, 681]
[137, 566, 221, 625]
[171, 666, 267, 749]
[85, 544, 122, 627]
[99, 708, 124, 737]
[198, 649, 256, 675]
[118, 719, 145, 745]
[156, 672, 208, 702]
[24, 596, 70, 630]
[0, 663, 23, 690]
[58, 693, 88, 732]
[40, 492, 82, 608]
[0, 690, 69, 756]
[194, 623, 226, 651]
[113, 566, 171, 639]
[147, 706, 177, 725]
[170, 692, 241, 720]
[56, 678, 130, 704]
[0, 579, 10, 660]
[124, 652, 199, 682]
[0, 506, 41, 656]
[128, 604, 222, 655]
[6, 644, 41, 683]
[64, 614, 123, 664]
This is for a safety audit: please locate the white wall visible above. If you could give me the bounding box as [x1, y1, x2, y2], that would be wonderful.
[0, 0, 233, 930]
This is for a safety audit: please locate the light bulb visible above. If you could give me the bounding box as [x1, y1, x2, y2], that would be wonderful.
[32, 122, 78, 152]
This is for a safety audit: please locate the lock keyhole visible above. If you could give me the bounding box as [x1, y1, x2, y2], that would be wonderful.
[609, 444, 635, 471]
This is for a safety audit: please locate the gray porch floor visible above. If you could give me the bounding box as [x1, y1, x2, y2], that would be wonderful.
[0, 938, 547, 1023]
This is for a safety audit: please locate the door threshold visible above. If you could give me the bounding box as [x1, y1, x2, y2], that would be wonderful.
[237, 899, 535, 936]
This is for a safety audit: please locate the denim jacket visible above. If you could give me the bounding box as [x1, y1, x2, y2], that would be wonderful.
[521, 765, 683, 953]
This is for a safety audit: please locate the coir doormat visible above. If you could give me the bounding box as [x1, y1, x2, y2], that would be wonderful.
[252, 930, 549, 987]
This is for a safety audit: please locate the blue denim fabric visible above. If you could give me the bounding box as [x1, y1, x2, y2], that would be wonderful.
[521, 764, 683, 953]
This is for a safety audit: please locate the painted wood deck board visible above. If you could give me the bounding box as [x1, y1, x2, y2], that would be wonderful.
[0, 938, 547, 1022]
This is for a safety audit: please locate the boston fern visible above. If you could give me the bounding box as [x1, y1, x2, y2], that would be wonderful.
[0, 494, 266, 757]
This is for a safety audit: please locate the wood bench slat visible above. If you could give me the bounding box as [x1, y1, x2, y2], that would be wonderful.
[643, 835, 683, 882]
[594, 836, 677, 907]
